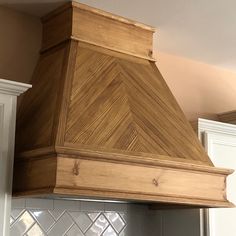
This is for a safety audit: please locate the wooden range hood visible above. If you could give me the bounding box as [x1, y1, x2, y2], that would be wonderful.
[14, 2, 233, 208]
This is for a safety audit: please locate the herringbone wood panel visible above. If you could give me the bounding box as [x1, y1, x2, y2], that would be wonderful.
[14, 4, 233, 207]
[65, 46, 210, 163]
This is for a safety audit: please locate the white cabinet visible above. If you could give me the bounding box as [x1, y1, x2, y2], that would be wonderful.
[0, 79, 31, 236]
[161, 118, 236, 236]
[198, 118, 236, 236]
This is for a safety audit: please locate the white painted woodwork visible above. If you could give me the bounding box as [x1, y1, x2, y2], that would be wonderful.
[198, 118, 236, 236]
[0, 79, 31, 236]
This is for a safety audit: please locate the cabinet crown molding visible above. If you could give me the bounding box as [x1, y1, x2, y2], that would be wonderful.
[198, 118, 236, 136]
[0, 79, 32, 96]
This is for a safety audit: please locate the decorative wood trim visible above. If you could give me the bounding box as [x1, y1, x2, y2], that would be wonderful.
[41, 2, 155, 60]
[14, 187, 232, 209]
[54, 40, 78, 145]
[56, 146, 232, 175]
[52, 188, 232, 208]
[13, 156, 57, 194]
[70, 36, 157, 62]
[42, 1, 155, 32]
[56, 156, 229, 199]
[12, 155, 233, 208]
[16, 145, 233, 175]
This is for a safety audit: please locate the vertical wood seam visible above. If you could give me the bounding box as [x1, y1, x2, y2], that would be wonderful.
[54, 40, 78, 146]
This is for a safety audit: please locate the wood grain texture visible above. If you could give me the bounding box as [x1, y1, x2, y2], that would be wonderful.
[17, 145, 233, 175]
[65, 44, 212, 164]
[55, 157, 228, 204]
[72, 6, 154, 60]
[13, 2, 233, 207]
[13, 156, 57, 193]
[42, 6, 72, 51]
[54, 40, 78, 145]
[15, 43, 68, 153]
[42, 1, 155, 32]
[41, 2, 154, 60]
[13, 155, 233, 208]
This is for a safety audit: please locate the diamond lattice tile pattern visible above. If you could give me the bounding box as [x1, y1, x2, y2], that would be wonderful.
[10, 206, 126, 236]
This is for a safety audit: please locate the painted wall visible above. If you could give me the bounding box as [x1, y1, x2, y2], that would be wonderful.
[1, 6, 236, 121]
[156, 52, 236, 121]
[0, 6, 41, 84]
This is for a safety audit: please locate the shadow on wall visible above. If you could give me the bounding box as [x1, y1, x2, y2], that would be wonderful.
[0, 5, 42, 84]
[2, 1, 68, 17]
[156, 51, 236, 121]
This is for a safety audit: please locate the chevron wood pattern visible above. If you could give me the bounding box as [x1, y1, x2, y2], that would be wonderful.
[64, 44, 211, 164]
[13, 2, 233, 207]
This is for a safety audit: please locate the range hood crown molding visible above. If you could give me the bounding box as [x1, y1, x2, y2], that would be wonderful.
[14, 1, 233, 208]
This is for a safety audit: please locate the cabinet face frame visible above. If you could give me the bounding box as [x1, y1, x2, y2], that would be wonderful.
[0, 95, 15, 236]
[0, 102, 5, 235]
[198, 118, 236, 236]
[0, 79, 31, 236]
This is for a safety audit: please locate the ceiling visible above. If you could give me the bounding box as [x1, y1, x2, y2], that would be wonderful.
[2, 0, 236, 71]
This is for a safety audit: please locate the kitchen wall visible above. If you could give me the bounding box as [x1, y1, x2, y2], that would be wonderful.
[1, 6, 236, 121]
[0, 6, 41, 84]
[10, 198, 201, 236]
[156, 52, 236, 121]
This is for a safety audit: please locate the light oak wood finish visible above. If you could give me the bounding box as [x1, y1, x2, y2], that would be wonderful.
[41, 2, 155, 61]
[16, 44, 68, 151]
[14, 2, 233, 207]
[14, 153, 233, 208]
[55, 157, 230, 206]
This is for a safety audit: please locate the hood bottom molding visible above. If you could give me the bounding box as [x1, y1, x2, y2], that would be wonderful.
[13, 148, 233, 208]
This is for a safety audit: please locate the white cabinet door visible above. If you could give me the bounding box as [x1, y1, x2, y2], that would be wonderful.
[199, 119, 236, 236]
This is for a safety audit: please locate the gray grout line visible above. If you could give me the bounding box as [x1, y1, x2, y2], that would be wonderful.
[103, 213, 119, 236]
[10, 209, 26, 228]
[46, 211, 68, 233]
[66, 211, 90, 234]
[10, 205, 130, 236]
[84, 212, 102, 234]
[48, 209, 65, 221]
[24, 222, 37, 235]
[63, 222, 75, 236]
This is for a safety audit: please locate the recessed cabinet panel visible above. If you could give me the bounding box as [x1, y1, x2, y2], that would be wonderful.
[204, 130, 236, 236]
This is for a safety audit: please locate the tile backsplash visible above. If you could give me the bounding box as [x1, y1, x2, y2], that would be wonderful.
[10, 198, 162, 236]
